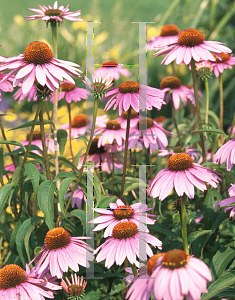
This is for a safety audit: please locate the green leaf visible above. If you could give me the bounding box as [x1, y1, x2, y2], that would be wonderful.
[0, 140, 26, 151]
[0, 184, 13, 216]
[100, 282, 126, 299]
[74, 149, 82, 166]
[53, 171, 77, 182]
[94, 174, 101, 204]
[11, 163, 23, 187]
[0, 148, 4, 177]
[97, 196, 118, 208]
[123, 180, 146, 194]
[204, 189, 214, 230]
[210, 247, 235, 280]
[182, 134, 200, 149]
[67, 209, 86, 232]
[192, 128, 227, 135]
[25, 163, 40, 194]
[188, 230, 212, 245]
[148, 222, 183, 242]
[10, 219, 22, 251]
[7, 119, 54, 132]
[37, 180, 56, 229]
[73, 135, 88, 145]
[16, 216, 42, 266]
[84, 291, 101, 300]
[59, 177, 75, 215]
[201, 271, 235, 300]
[57, 129, 67, 156]
[50, 155, 78, 171]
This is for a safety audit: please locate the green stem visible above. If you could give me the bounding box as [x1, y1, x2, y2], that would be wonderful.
[0, 117, 17, 168]
[51, 22, 60, 187]
[67, 102, 75, 164]
[64, 97, 99, 214]
[171, 100, 183, 147]
[39, 107, 51, 180]
[181, 194, 189, 254]
[131, 264, 138, 277]
[190, 59, 206, 163]
[112, 153, 115, 195]
[120, 107, 131, 200]
[204, 79, 209, 125]
[18, 97, 44, 219]
[219, 73, 224, 144]
[44, 101, 51, 120]
[227, 112, 235, 142]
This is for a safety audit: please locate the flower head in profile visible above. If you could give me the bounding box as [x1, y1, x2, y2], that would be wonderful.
[148, 153, 222, 200]
[160, 76, 195, 109]
[154, 28, 232, 65]
[94, 60, 131, 80]
[147, 24, 180, 50]
[61, 274, 87, 297]
[0, 41, 82, 95]
[116, 109, 139, 128]
[208, 52, 235, 77]
[34, 227, 94, 279]
[90, 198, 156, 237]
[50, 80, 87, 103]
[0, 263, 61, 300]
[126, 250, 212, 300]
[25, 1, 83, 24]
[83, 73, 113, 101]
[66, 187, 86, 209]
[215, 184, 235, 217]
[94, 221, 162, 268]
[102, 81, 165, 116]
[213, 139, 235, 171]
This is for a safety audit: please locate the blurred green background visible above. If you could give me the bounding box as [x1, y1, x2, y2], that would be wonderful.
[0, 0, 235, 128]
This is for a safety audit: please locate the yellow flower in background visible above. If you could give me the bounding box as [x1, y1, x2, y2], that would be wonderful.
[147, 26, 160, 40]
[59, 27, 75, 44]
[103, 44, 122, 60]
[94, 32, 108, 46]
[14, 14, 25, 27]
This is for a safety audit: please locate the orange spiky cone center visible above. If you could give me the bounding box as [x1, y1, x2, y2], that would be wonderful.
[106, 120, 121, 130]
[121, 110, 138, 120]
[71, 114, 90, 128]
[24, 41, 53, 65]
[0, 264, 27, 289]
[89, 137, 105, 155]
[26, 130, 41, 141]
[212, 52, 230, 63]
[160, 76, 181, 89]
[147, 253, 165, 275]
[102, 60, 118, 67]
[137, 118, 154, 129]
[112, 221, 138, 239]
[45, 227, 71, 250]
[162, 249, 189, 269]
[160, 25, 180, 37]
[178, 29, 204, 47]
[61, 82, 76, 92]
[154, 116, 166, 123]
[45, 9, 62, 16]
[119, 81, 139, 94]
[167, 153, 194, 171]
[113, 205, 135, 220]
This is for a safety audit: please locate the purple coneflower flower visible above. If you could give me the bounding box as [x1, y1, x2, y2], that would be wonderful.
[148, 153, 221, 200]
[94, 60, 131, 80]
[25, 1, 83, 23]
[91, 198, 156, 237]
[215, 184, 235, 217]
[128, 117, 172, 152]
[14, 130, 55, 155]
[147, 24, 180, 50]
[126, 250, 212, 300]
[94, 221, 162, 268]
[0, 72, 14, 101]
[34, 227, 94, 279]
[208, 52, 235, 77]
[154, 28, 232, 65]
[59, 114, 109, 138]
[158, 147, 200, 161]
[95, 120, 126, 147]
[116, 109, 139, 129]
[160, 76, 195, 109]
[0, 263, 61, 299]
[61, 274, 87, 297]
[50, 81, 87, 103]
[213, 139, 235, 171]
[0, 41, 82, 94]
[102, 81, 165, 115]
[66, 187, 86, 209]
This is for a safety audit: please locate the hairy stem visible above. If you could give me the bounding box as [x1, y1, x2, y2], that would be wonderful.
[67, 102, 75, 164]
[181, 194, 189, 254]
[120, 107, 131, 200]
[204, 79, 209, 125]
[219, 73, 224, 144]
[190, 59, 206, 163]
